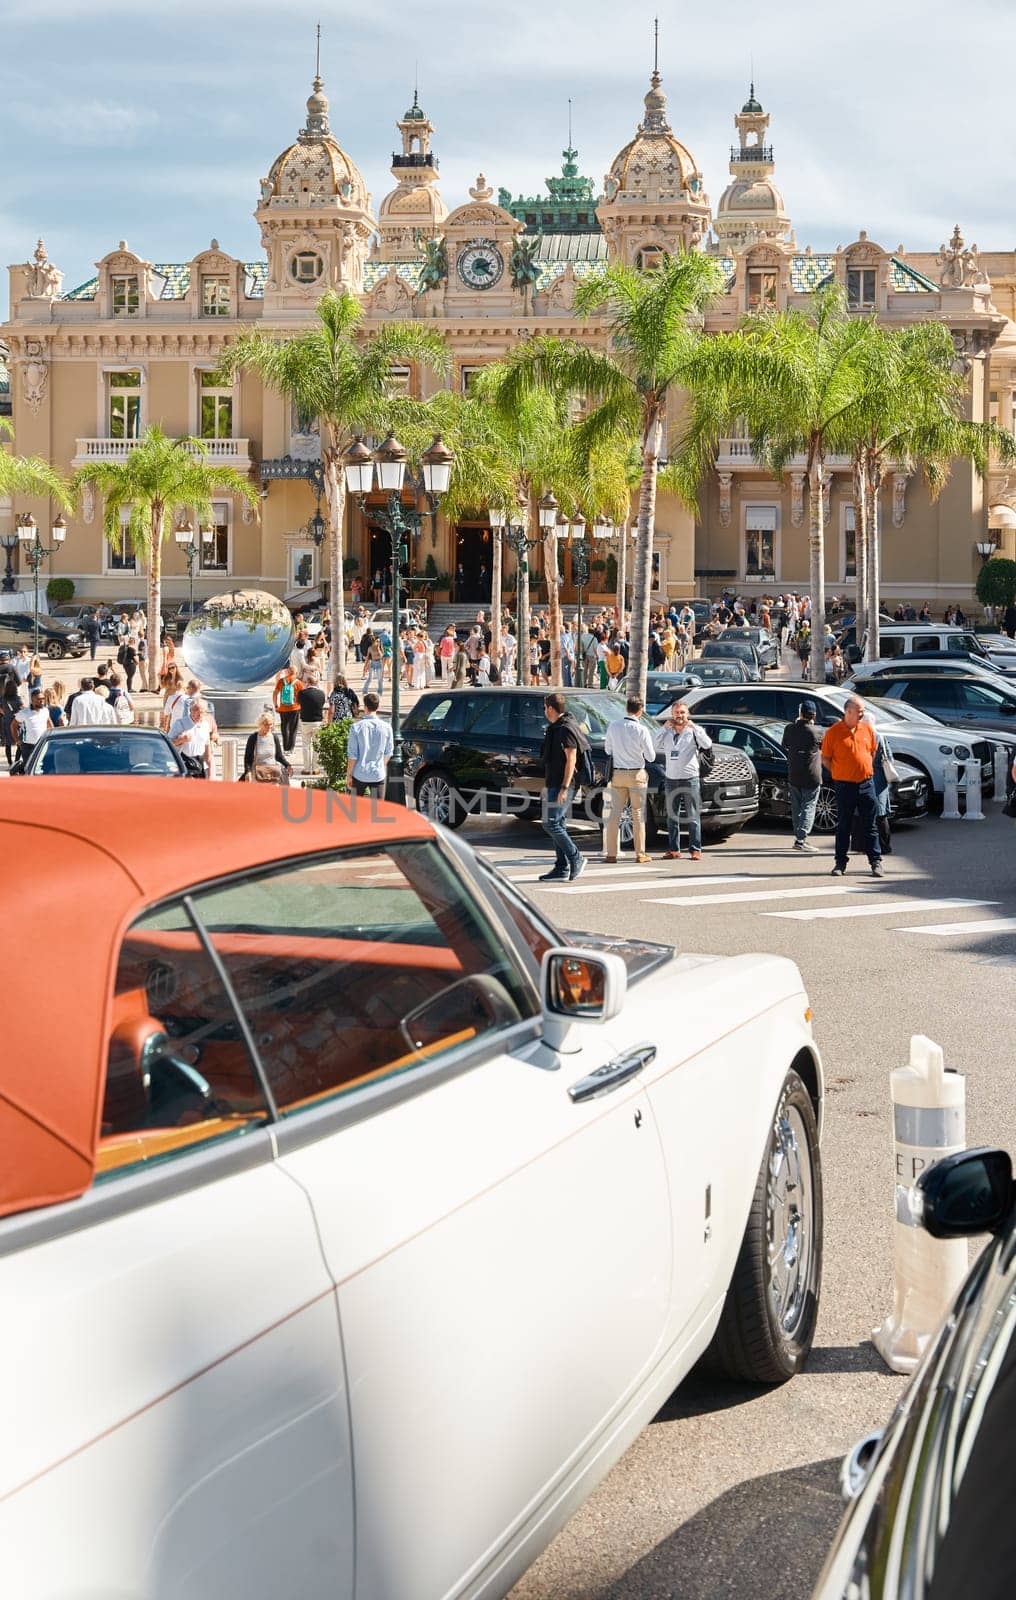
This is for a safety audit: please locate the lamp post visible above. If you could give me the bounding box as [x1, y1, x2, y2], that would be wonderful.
[344, 432, 453, 803]
[569, 524, 590, 676]
[16, 514, 66, 656]
[500, 495, 538, 685]
[173, 517, 214, 621]
[0, 530, 19, 595]
[976, 537, 998, 565]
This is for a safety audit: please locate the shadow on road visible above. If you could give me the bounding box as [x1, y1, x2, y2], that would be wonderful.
[595, 1456, 843, 1600]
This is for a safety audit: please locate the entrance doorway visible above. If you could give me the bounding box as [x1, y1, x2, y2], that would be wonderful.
[454, 525, 492, 603]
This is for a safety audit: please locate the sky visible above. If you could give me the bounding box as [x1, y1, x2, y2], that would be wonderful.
[2, 0, 1014, 315]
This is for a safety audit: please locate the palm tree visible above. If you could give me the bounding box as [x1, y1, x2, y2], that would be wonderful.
[472, 252, 726, 700]
[218, 290, 449, 669]
[846, 321, 1016, 658]
[676, 287, 874, 684]
[73, 426, 257, 689]
[0, 418, 70, 503]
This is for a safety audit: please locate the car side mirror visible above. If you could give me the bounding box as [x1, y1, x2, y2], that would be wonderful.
[540, 947, 627, 1054]
[917, 1146, 1013, 1239]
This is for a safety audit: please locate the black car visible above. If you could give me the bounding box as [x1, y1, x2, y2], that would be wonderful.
[861, 672, 1016, 737]
[696, 714, 930, 831]
[699, 639, 765, 679]
[401, 687, 758, 845]
[18, 725, 202, 777]
[645, 663, 751, 714]
[716, 626, 781, 670]
[0, 611, 86, 660]
[815, 1146, 1016, 1599]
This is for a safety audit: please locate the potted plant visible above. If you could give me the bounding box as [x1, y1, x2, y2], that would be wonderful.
[588, 556, 612, 604]
[424, 554, 452, 603]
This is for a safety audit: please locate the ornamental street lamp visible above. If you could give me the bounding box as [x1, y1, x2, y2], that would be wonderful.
[0, 529, 19, 595]
[569, 533, 591, 669]
[976, 537, 999, 564]
[499, 496, 539, 685]
[345, 432, 454, 803]
[174, 517, 215, 621]
[17, 513, 66, 656]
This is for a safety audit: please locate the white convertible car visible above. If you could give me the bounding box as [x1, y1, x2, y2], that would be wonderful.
[0, 781, 823, 1600]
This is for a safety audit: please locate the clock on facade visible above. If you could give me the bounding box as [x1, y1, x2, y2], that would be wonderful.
[456, 241, 504, 290]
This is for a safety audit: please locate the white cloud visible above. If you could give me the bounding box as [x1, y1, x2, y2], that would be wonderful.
[15, 98, 159, 147]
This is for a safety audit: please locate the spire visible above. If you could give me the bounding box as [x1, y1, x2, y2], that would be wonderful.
[301, 22, 330, 138]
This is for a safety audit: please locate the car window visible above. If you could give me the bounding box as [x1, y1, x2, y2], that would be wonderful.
[693, 690, 753, 716]
[519, 695, 549, 741]
[404, 695, 465, 735]
[903, 680, 959, 710]
[34, 734, 180, 776]
[914, 634, 941, 653]
[957, 682, 1005, 710]
[191, 842, 539, 1118]
[100, 903, 271, 1179]
[465, 694, 514, 737]
[475, 861, 559, 969]
[565, 694, 627, 734]
[881, 636, 906, 658]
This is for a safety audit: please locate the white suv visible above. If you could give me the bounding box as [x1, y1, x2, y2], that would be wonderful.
[679, 682, 995, 801]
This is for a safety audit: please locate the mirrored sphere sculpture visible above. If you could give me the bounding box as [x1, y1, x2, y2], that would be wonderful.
[181, 589, 295, 691]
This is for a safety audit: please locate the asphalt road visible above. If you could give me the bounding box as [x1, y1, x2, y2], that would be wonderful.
[449, 804, 1016, 1600]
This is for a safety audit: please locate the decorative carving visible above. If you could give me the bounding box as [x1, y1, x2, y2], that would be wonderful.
[718, 471, 733, 526]
[950, 327, 994, 374]
[81, 481, 95, 525]
[369, 265, 412, 313]
[21, 340, 48, 413]
[937, 225, 987, 289]
[893, 470, 910, 528]
[25, 239, 61, 299]
[540, 263, 578, 312]
[790, 471, 805, 527]
[242, 497, 255, 525]
[469, 174, 494, 201]
[419, 235, 448, 291]
[447, 204, 501, 226]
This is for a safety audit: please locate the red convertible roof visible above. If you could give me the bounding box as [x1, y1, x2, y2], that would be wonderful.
[0, 780, 434, 1220]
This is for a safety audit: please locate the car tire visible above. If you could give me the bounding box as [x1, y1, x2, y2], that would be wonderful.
[811, 785, 839, 833]
[414, 769, 466, 829]
[703, 1068, 823, 1385]
[45, 641, 65, 660]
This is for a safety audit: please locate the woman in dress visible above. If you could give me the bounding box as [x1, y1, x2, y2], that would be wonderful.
[28, 655, 43, 695]
[411, 632, 429, 690]
[438, 625, 457, 681]
[44, 685, 66, 728]
[159, 635, 177, 686]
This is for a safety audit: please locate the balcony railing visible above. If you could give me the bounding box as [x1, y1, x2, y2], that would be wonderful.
[73, 437, 251, 466]
[716, 438, 851, 469]
[730, 145, 773, 162]
[391, 152, 438, 170]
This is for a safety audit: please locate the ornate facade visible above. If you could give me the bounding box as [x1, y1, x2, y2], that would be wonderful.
[3, 63, 1016, 608]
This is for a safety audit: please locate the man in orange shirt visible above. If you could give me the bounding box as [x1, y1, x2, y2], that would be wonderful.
[820, 695, 883, 878]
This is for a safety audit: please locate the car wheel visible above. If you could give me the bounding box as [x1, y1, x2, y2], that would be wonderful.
[415, 769, 466, 829]
[703, 1068, 822, 1384]
[811, 785, 839, 833]
[45, 641, 65, 660]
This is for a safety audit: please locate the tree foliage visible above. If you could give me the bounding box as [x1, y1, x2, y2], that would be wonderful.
[976, 557, 1016, 610]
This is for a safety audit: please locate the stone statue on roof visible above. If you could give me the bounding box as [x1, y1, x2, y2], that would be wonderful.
[937, 224, 987, 290]
[419, 235, 448, 290]
[509, 233, 542, 291]
[26, 240, 61, 300]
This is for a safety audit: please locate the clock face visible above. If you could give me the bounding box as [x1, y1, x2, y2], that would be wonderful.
[457, 241, 503, 290]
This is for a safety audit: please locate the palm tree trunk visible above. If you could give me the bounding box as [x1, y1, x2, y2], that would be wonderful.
[866, 452, 883, 662]
[628, 405, 662, 702]
[147, 501, 163, 692]
[544, 529, 563, 686]
[807, 457, 827, 685]
[852, 457, 868, 634]
[323, 435, 346, 673]
[616, 528, 627, 625]
[490, 528, 502, 665]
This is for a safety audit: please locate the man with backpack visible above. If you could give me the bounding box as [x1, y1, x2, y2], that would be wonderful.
[538, 693, 590, 883]
[655, 700, 713, 860]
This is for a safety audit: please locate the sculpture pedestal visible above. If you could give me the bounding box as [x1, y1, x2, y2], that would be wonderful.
[207, 688, 275, 730]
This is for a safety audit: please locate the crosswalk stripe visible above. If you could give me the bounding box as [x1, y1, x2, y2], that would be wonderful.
[509, 861, 683, 881]
[527, 874, 761, 895]
[764, 898, 996, 922]
[642, 885, 879, 908]
[897, 917, 1016, 936]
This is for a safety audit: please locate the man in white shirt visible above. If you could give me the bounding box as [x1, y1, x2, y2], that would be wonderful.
[345, 692, 394, 798]
[603, 696, 657, 864]
[69, 678, 115, 727]
[14, 690, 50, 760]
[654, 699, 713, 860]
[169, 698, 213, 776]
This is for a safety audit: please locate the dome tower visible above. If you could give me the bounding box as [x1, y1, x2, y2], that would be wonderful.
[714, 85, 791, 249]
[597, 57, 711, 266]
[256, 67, 376, 310]
[375, 91, 448, 262]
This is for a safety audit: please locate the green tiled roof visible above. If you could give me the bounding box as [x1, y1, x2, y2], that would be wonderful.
[790, 254, 835, 293]
[536, 234, 607, 263]
[63, 275, 98, 301]
[889, 257, 937, 293]
[362, 260, 425, 293]
[244, 262, 266, 298]
[62, 263, 267, 302]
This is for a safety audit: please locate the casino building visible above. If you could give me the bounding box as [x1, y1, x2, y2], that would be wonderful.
[4, 61, 1016, 609]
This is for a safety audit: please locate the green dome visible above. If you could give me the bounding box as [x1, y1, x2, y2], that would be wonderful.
[742, 82, 763, 113]
[403, 90, 425, 121]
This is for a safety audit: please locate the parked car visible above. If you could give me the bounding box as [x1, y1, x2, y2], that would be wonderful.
[849, 650, 1016, 687]
[0, 779, 824, 1600]
[814, 1144, 1016, 1600]
[678, 682, 996, 803]
[859, 671, 1016, 737]
[167, 598, 207, 636]
[846, 623, 1016, 678]
[645, 670, 707, 713]
[363, 606, 423, 635]
[717, 626, 781, 669]
[16, 725, 203, 778]
[0, 611, 86, 660]
[699, 639, 765, 679]
[694, 715, 930, 832]
[402, 686, 759, 842]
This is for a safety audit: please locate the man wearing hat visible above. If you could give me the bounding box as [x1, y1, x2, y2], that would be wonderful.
[781, 699, 824, 851]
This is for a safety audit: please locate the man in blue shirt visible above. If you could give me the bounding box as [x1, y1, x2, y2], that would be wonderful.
[345, 692, 394, 798]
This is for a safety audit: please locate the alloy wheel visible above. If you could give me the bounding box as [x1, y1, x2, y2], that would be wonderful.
[766, 1103, 814, 1341]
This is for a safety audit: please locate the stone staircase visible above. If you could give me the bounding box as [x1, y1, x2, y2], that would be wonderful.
[426, 603, 491, 635]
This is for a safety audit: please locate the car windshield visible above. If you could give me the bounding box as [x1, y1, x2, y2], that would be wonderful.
[692, 662, 748, 682]
[564, 693, 628, 734]
[32, 734, 180, 776]
[704, 641, 753, 659]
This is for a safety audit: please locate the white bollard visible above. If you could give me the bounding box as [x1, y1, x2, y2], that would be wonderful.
[220, 737, 238, 784]
[940, 759, 961, 820]
[872, 1035, 967, 1375]
[961, 757, 984, 821]
[993, 744, 1009, 803]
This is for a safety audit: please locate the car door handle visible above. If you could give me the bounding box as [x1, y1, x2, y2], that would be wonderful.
[568, 1043, 657, 1103]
